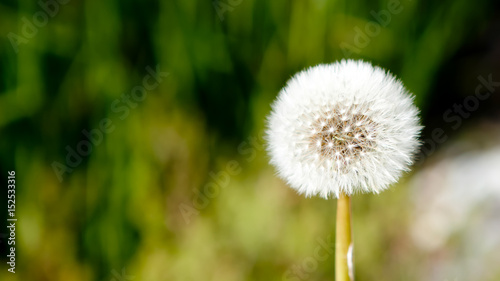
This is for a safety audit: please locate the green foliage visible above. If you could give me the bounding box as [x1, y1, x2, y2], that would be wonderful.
[0, 0, 495, 280]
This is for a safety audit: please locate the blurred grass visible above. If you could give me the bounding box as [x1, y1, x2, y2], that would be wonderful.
[0, 0, 497, 280]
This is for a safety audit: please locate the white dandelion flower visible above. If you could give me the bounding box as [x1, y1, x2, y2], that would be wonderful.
[266, 60, 422, 198]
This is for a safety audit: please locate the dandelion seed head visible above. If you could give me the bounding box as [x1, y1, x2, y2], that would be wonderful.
[266, 60, 422, 198]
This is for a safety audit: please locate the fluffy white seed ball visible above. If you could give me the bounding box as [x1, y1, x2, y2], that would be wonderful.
[266, 60, 422, 198]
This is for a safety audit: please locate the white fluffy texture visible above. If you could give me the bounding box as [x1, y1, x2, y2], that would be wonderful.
[266, 60, 421, 198]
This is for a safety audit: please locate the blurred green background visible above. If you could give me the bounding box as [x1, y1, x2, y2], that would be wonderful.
[1, 0, 500, 280]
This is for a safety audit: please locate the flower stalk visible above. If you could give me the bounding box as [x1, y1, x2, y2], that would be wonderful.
[335, 192, 353, 281]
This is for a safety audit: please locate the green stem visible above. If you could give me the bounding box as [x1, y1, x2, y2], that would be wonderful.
[335, 192, 354, 281]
